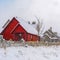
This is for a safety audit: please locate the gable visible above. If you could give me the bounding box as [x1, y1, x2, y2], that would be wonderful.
[12, 24, 26, 34]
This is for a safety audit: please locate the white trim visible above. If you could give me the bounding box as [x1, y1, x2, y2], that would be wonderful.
[10, 23, 19, 33]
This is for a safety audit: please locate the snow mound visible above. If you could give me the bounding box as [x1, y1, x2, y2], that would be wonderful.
[0, 46, 60, 60]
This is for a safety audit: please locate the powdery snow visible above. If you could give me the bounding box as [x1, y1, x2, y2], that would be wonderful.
[0, 46, 60, 60]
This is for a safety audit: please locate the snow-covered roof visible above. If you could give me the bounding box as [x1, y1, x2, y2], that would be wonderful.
[16, 17, 38, 35]
[44, 33, 58, 39]
[0, 20, 10, 33]
[0, 28, 3, 34]
[0, 20, 8, 33]
[0, 25, 4, 33]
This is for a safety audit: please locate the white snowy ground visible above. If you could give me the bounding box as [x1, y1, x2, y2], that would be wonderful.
[0, 46, 60, 60]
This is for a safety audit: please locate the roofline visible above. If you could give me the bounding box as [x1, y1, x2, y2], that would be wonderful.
[1, 17, 16, 34]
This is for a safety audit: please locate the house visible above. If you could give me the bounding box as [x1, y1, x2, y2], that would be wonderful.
[0, 17, 40, 41]
[43, 27, 59, 42]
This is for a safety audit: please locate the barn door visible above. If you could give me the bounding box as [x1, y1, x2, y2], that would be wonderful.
[15, 33, 23, 41]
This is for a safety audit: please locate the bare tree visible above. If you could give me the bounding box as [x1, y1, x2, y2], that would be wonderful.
[35, 16, 44, 36]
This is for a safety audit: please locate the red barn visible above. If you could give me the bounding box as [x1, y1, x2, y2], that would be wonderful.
[1, 17, 40, 41]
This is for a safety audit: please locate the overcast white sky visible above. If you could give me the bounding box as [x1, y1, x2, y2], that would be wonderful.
[0, 0, 60, 33]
